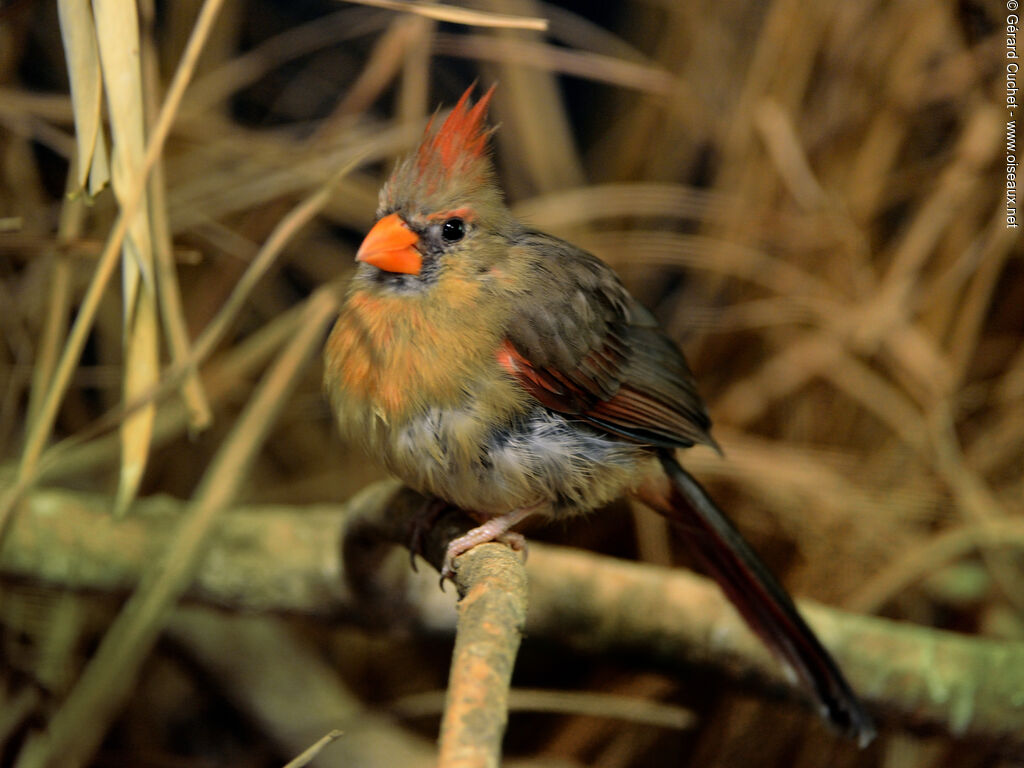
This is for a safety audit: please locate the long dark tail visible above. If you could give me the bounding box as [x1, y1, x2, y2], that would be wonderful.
[645, 451, 875, 746]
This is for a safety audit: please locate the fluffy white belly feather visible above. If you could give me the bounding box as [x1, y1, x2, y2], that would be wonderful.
[379, 404, 650, 516]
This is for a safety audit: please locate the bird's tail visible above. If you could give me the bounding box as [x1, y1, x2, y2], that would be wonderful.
[639, 451, 875, 746]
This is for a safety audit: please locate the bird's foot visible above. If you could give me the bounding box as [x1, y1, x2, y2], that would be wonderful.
[440, 506, 538, 584]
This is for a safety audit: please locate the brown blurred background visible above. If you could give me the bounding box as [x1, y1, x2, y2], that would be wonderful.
[0, 0, 1020, 766]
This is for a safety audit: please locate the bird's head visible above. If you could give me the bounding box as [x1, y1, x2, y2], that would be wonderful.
[354, 85, 518, 293]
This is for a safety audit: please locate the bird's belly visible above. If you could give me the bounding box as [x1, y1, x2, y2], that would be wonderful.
[383, 405, 651, 517]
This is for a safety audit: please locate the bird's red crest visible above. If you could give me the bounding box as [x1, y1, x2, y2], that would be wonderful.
[415, 84, 495, 183]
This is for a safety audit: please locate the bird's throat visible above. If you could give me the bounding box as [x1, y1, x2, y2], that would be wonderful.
[324, 287, 505, 421]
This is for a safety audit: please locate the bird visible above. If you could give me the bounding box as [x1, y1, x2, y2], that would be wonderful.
[323, 84, 875, 745]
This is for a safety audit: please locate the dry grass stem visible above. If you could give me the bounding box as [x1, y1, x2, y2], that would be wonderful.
[338, 0, 548, 31]
[13, 290, 338, 768]
[281, 730, 344, 768]
[90, 0, 161, 515]
[139, 0, 213, 435]
[847, 520, 1024, 615]
[13, 0, 229, 497]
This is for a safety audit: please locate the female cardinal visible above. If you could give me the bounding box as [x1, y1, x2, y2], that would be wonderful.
[324, 85, 874, 743]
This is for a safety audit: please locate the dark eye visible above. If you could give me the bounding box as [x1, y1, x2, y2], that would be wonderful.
[441, 218, 465, 243]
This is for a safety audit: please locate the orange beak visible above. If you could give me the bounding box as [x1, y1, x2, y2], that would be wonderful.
[356, 213, 421, 275]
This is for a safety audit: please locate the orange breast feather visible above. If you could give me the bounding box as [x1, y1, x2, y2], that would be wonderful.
[326, 287, 502, 420]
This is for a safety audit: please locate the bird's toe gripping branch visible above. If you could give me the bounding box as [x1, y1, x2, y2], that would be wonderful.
[440, 506, 538, 584]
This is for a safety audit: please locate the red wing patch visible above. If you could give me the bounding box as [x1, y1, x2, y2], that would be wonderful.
[497, 339, 704, 447]
[497, 340, 589, 412]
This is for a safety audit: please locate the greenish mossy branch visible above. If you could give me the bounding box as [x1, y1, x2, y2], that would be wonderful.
[3, 484, 1024, 757]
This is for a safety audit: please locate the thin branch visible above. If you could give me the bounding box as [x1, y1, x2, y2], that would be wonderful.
[438, 542, 527, 768]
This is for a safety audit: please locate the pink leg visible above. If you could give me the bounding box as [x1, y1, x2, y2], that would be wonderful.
[441, 505, 540, 582]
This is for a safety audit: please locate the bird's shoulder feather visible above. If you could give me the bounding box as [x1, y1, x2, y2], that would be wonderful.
[500, 231, 716, 450]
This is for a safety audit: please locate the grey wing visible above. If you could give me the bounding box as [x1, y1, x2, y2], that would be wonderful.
[501, 231, 715, 449]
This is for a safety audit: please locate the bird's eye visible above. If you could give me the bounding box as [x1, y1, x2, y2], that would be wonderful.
[441, 218, 465, 243]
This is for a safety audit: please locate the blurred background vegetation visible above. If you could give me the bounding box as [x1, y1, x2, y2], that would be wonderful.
[0, 0, 1020, 765]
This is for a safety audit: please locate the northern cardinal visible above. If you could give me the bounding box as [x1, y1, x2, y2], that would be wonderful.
[324, 85, 874, 744]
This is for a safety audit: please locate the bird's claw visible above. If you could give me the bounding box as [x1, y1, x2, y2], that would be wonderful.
[407, 498, 449, 573]
[439, 560, 455, 589]
[500, 531, 528, 559]
[439, 541, 463, 588]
